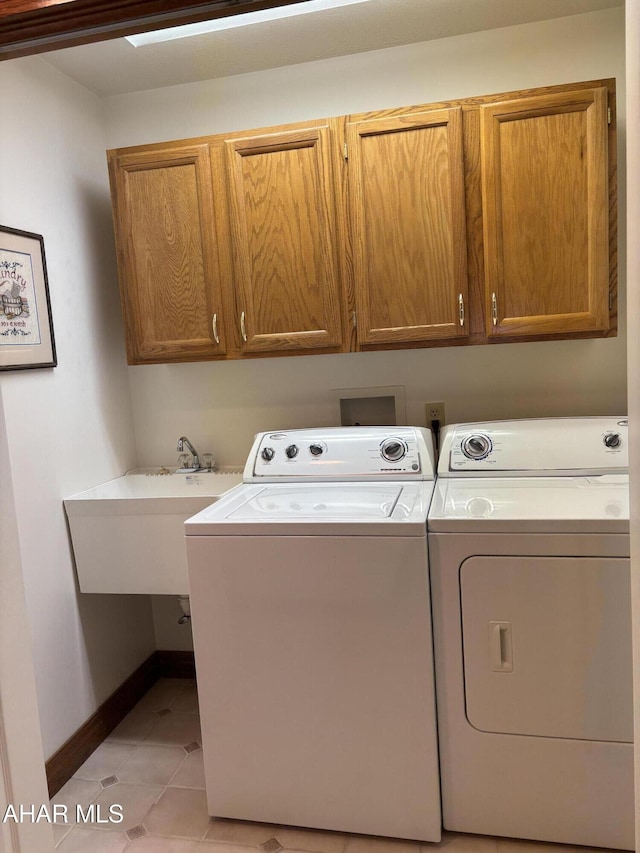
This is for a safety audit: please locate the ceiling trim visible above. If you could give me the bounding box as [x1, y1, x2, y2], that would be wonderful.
[0, 0, 308, 59]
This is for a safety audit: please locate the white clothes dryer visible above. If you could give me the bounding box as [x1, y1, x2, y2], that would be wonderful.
[428, 417, 632, 850]
[185, 427, 441, 842]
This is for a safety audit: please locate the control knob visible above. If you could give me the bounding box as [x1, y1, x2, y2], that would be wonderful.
[381, 438, 407, 462]
[309, 444, 324, 456]
[603, 432, 621, 449]
[261, 447, 275, 461]
[285, 444, 299, 459]
[461, 433, 492, 460]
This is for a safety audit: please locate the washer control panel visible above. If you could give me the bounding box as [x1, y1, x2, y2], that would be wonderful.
[245, 426, 435, 481]
[439, 417, 628, 476]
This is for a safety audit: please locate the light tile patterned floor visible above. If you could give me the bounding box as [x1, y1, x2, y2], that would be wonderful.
[51, 679, 618, 853]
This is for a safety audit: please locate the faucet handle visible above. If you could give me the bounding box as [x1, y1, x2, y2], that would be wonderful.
[177, 453, 193, 471]
[201, 453, 216, 472]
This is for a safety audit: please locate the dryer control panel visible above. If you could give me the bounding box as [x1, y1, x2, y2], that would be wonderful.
[439, 417, 629, 476]
[244, 426, 435, 482]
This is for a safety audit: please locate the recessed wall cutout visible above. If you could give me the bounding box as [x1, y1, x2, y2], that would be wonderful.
[331, 386, 406, 427]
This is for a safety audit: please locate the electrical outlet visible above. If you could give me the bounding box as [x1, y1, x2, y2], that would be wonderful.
[425, 402, 445, 426]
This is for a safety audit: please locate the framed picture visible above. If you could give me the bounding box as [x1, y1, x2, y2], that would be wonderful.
[0, 225, 56, 371]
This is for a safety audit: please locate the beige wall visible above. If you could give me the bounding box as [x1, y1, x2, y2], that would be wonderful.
[0, 57, 156, 758]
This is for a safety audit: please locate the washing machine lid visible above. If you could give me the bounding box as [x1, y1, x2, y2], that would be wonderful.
[185, 481, 433, 536]
[428, 475, 629, 533]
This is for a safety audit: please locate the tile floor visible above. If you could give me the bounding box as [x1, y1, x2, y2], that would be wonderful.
[51, 679, 617, 853]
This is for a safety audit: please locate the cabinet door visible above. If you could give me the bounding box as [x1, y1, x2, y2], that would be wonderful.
[109, 145, 226, 363]
[480, 88, 610, 337]
[225, 126, 343, 353]
[346, 107, 468, 345]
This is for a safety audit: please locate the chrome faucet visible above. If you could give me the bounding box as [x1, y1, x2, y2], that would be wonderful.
[176, 436, 200, 470]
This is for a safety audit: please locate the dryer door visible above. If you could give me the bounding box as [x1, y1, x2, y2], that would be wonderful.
[460, 556, 632, 742]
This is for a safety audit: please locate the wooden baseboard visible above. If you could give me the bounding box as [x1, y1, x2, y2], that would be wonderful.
[45, 649, 195, 797]
[156, 649, 196, 679]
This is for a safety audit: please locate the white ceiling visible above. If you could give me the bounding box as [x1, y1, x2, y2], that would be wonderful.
[41, 0, 623, 97]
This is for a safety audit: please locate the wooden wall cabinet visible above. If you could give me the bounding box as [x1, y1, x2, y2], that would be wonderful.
[480, 87, 611, 338]
[224, 123, 344, 354]
[346, 107, 468, 345]
[109, 120, 346, 364]
[108, 145, 228, 364]
[107, 79, 616, 366]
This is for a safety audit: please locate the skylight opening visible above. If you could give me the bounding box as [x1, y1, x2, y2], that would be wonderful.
[125, 0, 373, 47]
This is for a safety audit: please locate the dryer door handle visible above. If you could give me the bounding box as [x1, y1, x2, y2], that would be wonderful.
[489, 621, 513, 672]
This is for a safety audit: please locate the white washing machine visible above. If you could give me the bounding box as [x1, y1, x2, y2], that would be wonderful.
[185, 426, 441, 842]
[428, 417, 632, 850]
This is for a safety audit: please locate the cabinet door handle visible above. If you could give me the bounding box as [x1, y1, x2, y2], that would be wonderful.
[491, 292, 498, 326]
[458, 293, 465, 327]
[240, 311, 247, 342]
[212, 313, 220, 344]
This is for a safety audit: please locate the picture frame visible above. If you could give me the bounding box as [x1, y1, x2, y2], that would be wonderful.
[0, 225, 56, 371]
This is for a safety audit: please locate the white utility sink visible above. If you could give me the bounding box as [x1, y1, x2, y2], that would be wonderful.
[64, 469, 242, 595]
